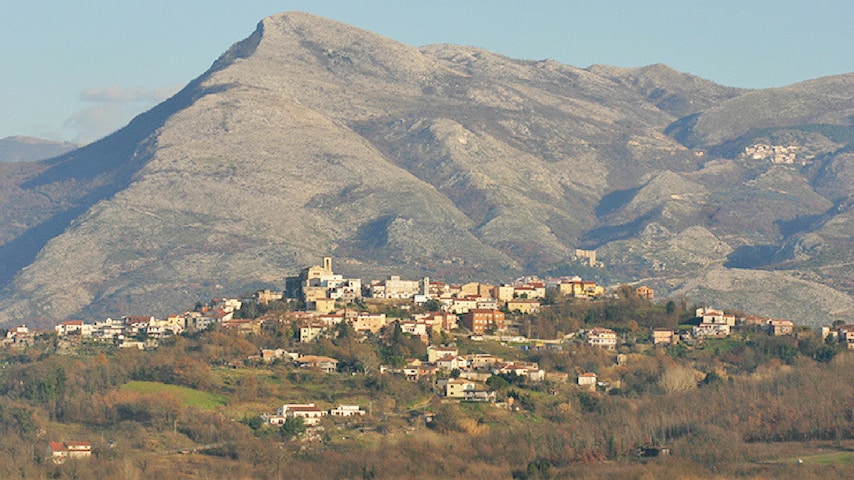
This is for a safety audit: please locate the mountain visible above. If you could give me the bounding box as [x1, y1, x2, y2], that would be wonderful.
[0, 12, 852, 326]
[0, 136, 80, 162]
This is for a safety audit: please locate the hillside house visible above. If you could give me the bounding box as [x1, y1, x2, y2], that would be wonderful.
[577, 372, 598, 390]
[55, 320, 92, 337]
[49, 441, 91, 463]
[697, 307, 735, 326]
[329, 405, 365, 417]
[636, 286, 655, 300]
[461, 309, 506, 334]
[837, 325, 854, 350]
[765, 319, 795, 336]
[465, 353, 504, 370]
[427, 345, 459, 363]
[298, 322, 327, 343]
[693, 322, 730, 338]
[442, 378, 477, 398]
[652, 328, 676, 346]
[296, 355, 339, 373]
[436, 354, 469, 372]
[349, 313, 387, 334]
[254, 289, 283, 304]
[506, 299, 541, 314]
[495, 361, 545, 381]
[261, 348, 299, 363]
[266, 403, 325, 426]
[585, 327, 618, 349]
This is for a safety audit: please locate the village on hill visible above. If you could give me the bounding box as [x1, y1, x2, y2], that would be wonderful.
[2, 255, 852, 474]
[9, 256, 850, 356]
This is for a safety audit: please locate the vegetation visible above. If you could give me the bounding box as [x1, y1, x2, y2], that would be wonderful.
[0, 293, 851, 479]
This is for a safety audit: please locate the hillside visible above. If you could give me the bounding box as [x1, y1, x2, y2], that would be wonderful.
[0, 136, 79, 163]
[0, 11, 851, 325]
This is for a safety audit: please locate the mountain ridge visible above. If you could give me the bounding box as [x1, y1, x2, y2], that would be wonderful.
[0, 11, 851, 326]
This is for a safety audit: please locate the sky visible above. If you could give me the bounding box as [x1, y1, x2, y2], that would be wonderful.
[2, 0, 852, 144]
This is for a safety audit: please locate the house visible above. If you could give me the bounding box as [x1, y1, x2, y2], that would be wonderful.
[651, 328, 676, 346]
[765, 319, 795, 336]
[494, 361, 545, 381]
[558, 279, 604, 298]
[495, 284, 516, 302]
[697, 307, 735, 326]
[418, 312, 458, 332]
[837, 325, 854, 350]
[465, 353, 503, 370]
[296, 355, 339, 373]
[349, 313, 387, 334]
[297, 322, 327, 343]
[460, 309, 506, 334]
[49, 441, 91, 463]
[693, 322, 730, 338]
[311, 298, 337, 314]
[222, 318, 262, 335]
[255, 289, 283, 304]
[585, 327, 618, 350]
[329, 405, 365, 417]
[267, 403, 326, 426]
[506, 299, 541, 314]
[436, 355, 469, 372]
[55, 320, 92, 337]
[513, 284, 545, 300]
[577, 372, 597, 390]
[545, 371, 569, 383]
[427, 345, 459, 363]
[636, 286, 655, 300]
[447, 297, 479, 315]
[261, 348, 299, 363]
[397, 319, 429, 343]
[443, 378, 477, 398]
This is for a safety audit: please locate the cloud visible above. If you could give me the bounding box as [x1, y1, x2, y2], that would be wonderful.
[64, 84, 183, 143]
[79, 85, 182, 103]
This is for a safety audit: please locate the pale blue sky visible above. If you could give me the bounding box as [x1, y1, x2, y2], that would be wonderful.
[2, 0, 852, 143]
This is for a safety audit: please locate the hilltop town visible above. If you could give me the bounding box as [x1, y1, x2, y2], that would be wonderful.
[1, 256, 852, 479]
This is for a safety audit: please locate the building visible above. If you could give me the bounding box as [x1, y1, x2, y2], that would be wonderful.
[329, 405, 365, 417]
[693, 323, 730, 338]
[460, 309, 506, 334]
[765, 319, 795, 336]
[266, 403, 326, 426]
[49, 441, 91, 463]
[696, 307, 735, 327]
[636, 286, 654, 300]
[427, 345, 459, 363]
[506, 299, 541, 314]
[575, 249, 597, 267]
[577, 372, 598, 390]
[586, 327, 618, 349]
[651, 328, 676, 346]
[349, 313, 387, 334]
[443, 378, 477, 398]
[296, 355, 339, 373]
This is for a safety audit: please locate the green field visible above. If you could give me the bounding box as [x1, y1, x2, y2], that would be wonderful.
[772, 450, 854, 466]
[121, 381, 227, 410]
[796, 451, 854, 466]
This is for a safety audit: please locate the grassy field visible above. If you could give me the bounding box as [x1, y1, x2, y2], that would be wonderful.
[785, 451, 854, 466]
[121, 381, 227, 410]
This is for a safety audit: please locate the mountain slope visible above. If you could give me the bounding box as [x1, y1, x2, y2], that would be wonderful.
[0, 136, 80, 163]
[0, 12, 851, 326]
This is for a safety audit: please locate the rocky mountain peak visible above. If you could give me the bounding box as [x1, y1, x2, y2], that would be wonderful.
[0, 12, 851, 327]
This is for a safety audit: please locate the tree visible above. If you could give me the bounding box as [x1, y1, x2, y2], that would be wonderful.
[280, 416, 306, 440]
[658, 363, 698, 393]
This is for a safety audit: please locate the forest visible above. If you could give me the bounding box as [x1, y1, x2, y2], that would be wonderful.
[0, 291, 852, 480]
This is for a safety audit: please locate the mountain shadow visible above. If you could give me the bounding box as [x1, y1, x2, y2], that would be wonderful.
[0, 80, 228, 290]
